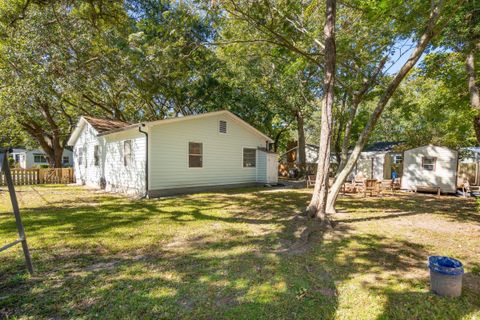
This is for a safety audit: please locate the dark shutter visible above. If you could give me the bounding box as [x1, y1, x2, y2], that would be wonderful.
[219, 120, 227, 134]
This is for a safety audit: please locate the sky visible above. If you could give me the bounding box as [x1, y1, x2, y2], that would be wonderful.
[385, 39, 448, 75]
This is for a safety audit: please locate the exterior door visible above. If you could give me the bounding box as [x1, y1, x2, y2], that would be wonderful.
[267, 153, 278, 183]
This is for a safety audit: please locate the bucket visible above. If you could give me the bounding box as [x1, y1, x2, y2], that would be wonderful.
[428, 256, 464, 297]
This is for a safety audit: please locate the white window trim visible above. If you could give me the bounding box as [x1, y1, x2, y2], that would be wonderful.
[188, 141, 204, 169]
[94, 145, 100, 167]
[124, 140, 133, 167]
[422, 156, 436, 171]
[33, 153, 47, 163]
[242, 147, 257, 168]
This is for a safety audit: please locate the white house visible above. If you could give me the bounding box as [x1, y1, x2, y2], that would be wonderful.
[10, 148, 73, 169]
[67, 110, 278, 197]
[401, 145, 458, 194]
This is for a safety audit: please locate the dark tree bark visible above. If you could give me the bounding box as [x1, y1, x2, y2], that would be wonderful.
[466, 43, 480, 142]
[296, 109, 307, 177]
[306, 0, 336, 220]
[326, 2, 444, 214]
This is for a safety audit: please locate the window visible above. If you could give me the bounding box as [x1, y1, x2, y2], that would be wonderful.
[219, 120, 227, 134]
[94, 145, 100, 166]
[422, 157, 436, 171]
[77, 148, 84, 166]
[124, 140, 132, 166]
[63, 156, 69, 164]
[189, 142, 203, 168]
[393, 154, 403, 164]
[243, 148, 256, 168]
[33, 154, 47, 163]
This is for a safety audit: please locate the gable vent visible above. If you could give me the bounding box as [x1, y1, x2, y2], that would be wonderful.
[219, 120, 227, 134]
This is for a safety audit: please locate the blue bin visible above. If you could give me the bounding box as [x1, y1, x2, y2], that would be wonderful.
[428, 256, 464, 297]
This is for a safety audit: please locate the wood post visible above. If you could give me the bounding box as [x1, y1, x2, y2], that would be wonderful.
[0, 150, 34, 274]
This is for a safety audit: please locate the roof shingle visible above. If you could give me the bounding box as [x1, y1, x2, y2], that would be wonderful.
[83, 116, 130, 133]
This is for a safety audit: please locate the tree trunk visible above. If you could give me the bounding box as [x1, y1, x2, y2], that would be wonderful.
[338, 97, 358, 173]
[306, 0, 336, 220]
[19, 114, 65, 168]
[326, 3, 444, 214]
[296, 109, 307, 177]
[466, 44, 480, 143]
[337, 57, 388, 173]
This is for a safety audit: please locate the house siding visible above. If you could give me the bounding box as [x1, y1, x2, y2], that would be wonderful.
[148, 113, 268, 191]
[72, 122, 146, 195]
[73, 122, 105, 187]
[401, 145, 458, 193]
[103, 130, 146, 195]
[257, 151, 267, 183]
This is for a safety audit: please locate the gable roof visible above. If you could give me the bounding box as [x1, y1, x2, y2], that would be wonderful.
[67, 116, 130, 146]
[68, 110, 273, 146]
[96, 110, 273, 142]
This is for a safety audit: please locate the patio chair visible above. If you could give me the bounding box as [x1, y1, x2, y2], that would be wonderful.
[379, 180, 394, 196]
[363, 179, 379, 197]
[307, 174, 316, 188]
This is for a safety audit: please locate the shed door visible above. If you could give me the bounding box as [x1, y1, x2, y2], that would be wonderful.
[267, 153, 278, 184]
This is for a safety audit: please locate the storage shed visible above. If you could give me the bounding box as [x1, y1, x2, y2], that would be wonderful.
[401, 145, 458, 194]
[352, 142, 403, 180]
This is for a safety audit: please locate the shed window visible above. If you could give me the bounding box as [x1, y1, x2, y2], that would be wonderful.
[63, 156, 69, 164]
[422, 157, 436, 171]
[94, 145, 100, 166]
[393, 154, 403, 164]
[243, 148, 256, 168]
[124, 140, 132, 166]
[189, 142, 203, 168]
[33, 154, 47, 163]
[219, 120, 227, 134]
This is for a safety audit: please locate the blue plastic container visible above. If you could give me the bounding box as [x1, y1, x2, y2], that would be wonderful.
[428, 256, 464, 297]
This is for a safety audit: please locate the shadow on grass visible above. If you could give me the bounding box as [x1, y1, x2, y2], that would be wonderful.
[336, 193, 479, 225]
[0, 188, 479, 319]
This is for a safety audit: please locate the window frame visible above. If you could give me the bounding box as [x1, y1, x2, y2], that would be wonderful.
[33, 153, 47, 163]
[62, 156, 70, 164]
[188, 142, 203, 168]
[242, 147, 257, 168]
[93, 145, 100, 166]
[124, 140, 132, 167]
[422, 156, 436, 171]
[393, 154, 403, 164]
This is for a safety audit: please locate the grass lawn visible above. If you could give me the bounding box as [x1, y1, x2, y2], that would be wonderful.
[1, 185, 479, 319]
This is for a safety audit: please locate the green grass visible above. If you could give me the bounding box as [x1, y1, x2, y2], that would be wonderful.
[1, 185, 479, 319]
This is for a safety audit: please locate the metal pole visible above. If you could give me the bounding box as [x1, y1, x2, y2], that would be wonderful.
[2, 151, 33, 274]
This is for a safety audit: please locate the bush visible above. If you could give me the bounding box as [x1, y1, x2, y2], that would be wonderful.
[8, 157, 15, 168]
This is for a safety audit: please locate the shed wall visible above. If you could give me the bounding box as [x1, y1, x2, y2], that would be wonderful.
[401, 146, 458, 193]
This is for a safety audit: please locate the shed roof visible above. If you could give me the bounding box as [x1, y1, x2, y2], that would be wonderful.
[364, 141, 402, 152]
